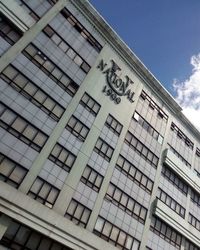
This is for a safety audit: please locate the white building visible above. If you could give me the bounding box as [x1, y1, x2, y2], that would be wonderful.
[0, 1, 200, 249]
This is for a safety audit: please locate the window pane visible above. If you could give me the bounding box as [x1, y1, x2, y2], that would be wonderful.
[12, 117, 26, 132]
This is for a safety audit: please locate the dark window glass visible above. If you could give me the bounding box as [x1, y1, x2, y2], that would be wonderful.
[66, 115, 89, 141]
[80, 92, 101, 116]
[0, 153, 27, 188]
[65, 199, 91, 228]
[28, 177, 59, 208]
[106, 183, 147, 224]
[43, 25, 91, 73]
[0, 17, 22, 45]
[150, 216, 182, 248]
[94, 138, 114, 162]
[0, 102, 48, 152]
[94, 216, 140, 250]
[1, 219, 72, 250]
[116, 155, 153, 194]
[23, 43, 79, 96]
[81, 165, 103, 192]
[139, 91, 168, 121]
[162, 166, 188, 195]
[125, 131, 159, 168]
[157, 188, 185, 218]
[48, 143, 76, 172]
[1, 65, 65, 122]
[105, 114, 123, 136]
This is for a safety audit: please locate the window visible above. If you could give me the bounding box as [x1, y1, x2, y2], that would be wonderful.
[1, 219, 72, 250]
[94, 217, 140, 250]
[28, 177, 59, 208]
[65, 199, 91, 228]
[191, 190, 200, 207]
[0, 17, 22, 45]
[0, 153, 27, 188]
[125, 131, 159, 168]
[0, 102, 48, 152]
[106, 183, 147, 224]
[59, 7, 102, 53]
[1, 65, 65, 122]
[23, 44, 79, 96]
[139, 91, 168, 121]
[94, 138, 114, 162]
[105, 114, 123, 136]
[116, 155, 153, 194]
[150, 216, 182, 248]
[43, 25, 91, 73]
[188, 213, 200, 231]
[81, 165, 103, 192]
[162, 165, 188, 195]
[170, 122, 194, 150]
[48, 143, 76, 172]
[157, 188, 185, 218]
[66, 115, 89, 141]
[80, 93, 101, 116]
[196, 147, 200, 157]
[133, 112, 163, 144]
[184, 238, 199, 250]
[169, 145, 191, 168]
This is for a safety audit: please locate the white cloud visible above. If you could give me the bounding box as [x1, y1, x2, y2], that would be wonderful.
[173, 53, 200, 131]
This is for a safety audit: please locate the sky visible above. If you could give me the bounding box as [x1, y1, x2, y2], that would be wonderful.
[90, 0, 200, 130]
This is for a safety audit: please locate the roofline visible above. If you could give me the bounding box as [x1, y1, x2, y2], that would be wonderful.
[71, 0, 200, 141]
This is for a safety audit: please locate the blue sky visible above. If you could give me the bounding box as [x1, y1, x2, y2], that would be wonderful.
[90, 0, 200, 130]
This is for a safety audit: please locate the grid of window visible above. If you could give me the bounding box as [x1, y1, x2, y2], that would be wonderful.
[169, 145, 191, 168]
[191, 190, 200, 207]
[0, 153, 27, 188]
[133, 112, 163, 144]
[162, 165, 188, 195]
[106, 183, 147, 224]
[196, 147, 200, 157]
[170, 122, 194, 150]
[49, 3, 102, 53]
[0, 17, 22, 45]
[81, 165, 103, 192]
[43, 25, 90, 73]
[48, 143, 76, 172]
[23, 43, 79, 96]
[0, 102, 48, 152]
[94, 138, 114, 162]
[140, 91, 168, 121]
[80, 92, 101, 116]
[1, 65, 65, 122]
[125, 131, 159, 168]
[28, 177, 59, 208]
[65, 198, 91, 228]
[157, 188, 185, 218]
[184, 239, 199, 250]
[1, 219, 72, 250]
[150, 216, 182, 248]
[105, 114, 123, 136]
[66, 115, 89, 142]
[116, 155, 154, 194]
[94, 216, 140, 250]
[188, 213, 200, 231]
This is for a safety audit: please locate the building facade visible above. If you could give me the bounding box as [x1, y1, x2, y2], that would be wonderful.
[0, 0, 200, 249]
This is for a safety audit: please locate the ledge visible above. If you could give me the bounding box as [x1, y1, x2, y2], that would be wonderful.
[163, 149, 200, 194]
[154, 199, 200, 247]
